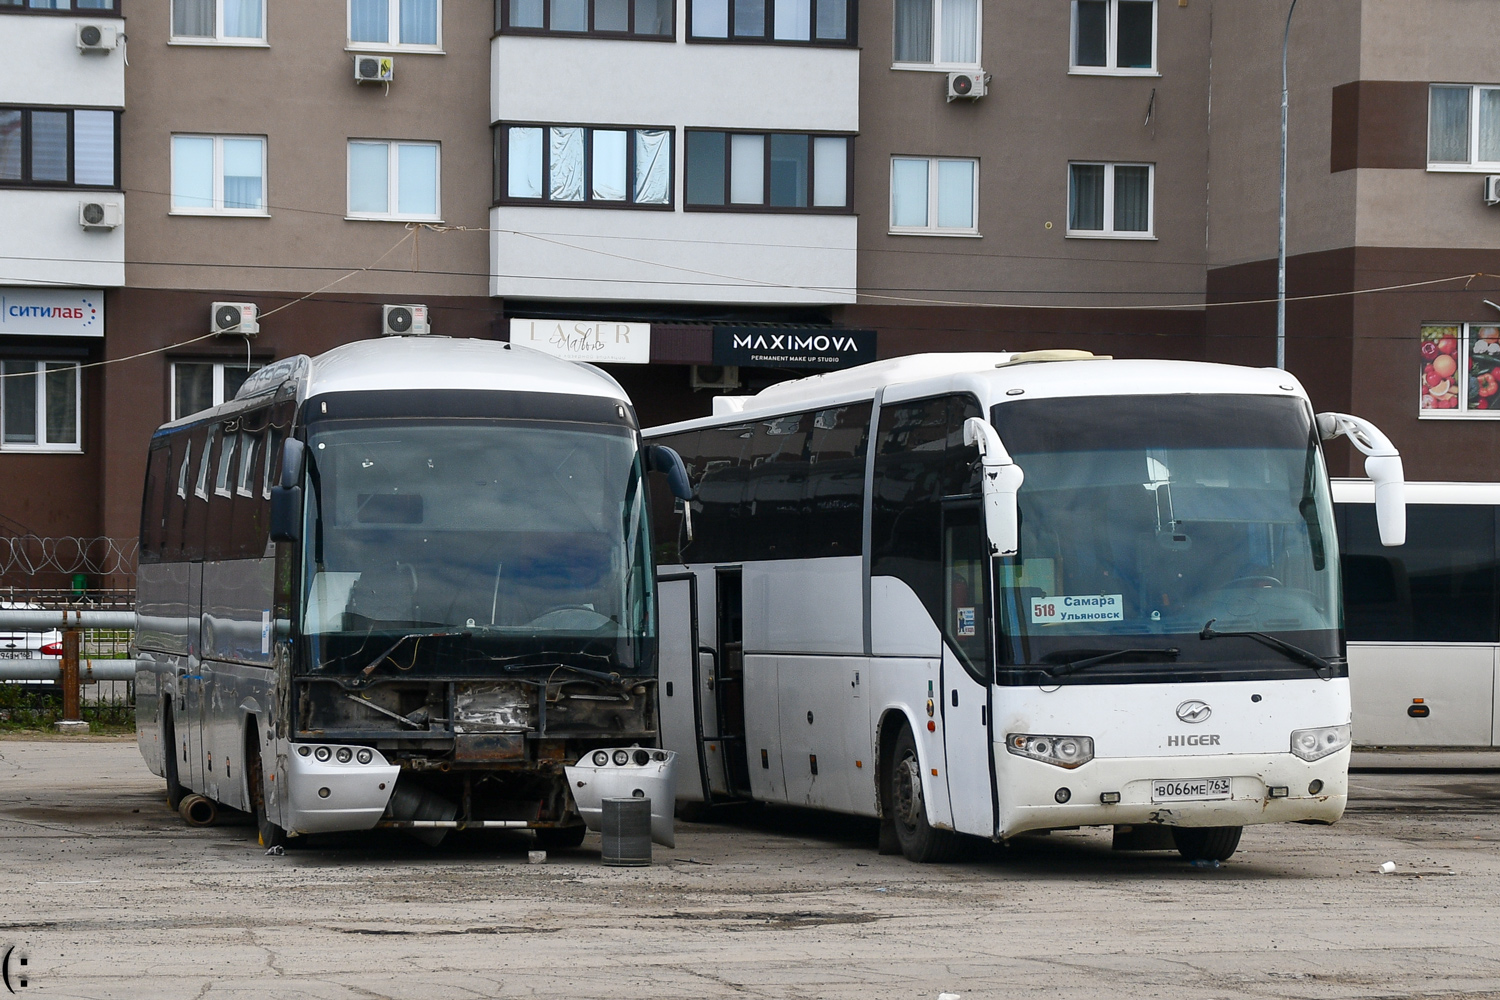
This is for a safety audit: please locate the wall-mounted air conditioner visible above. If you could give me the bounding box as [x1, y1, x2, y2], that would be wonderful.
[691, 365, 741, 390]
[79, 201, 121, 230]
[212, 302, 260, 336]
[946, 71, 988, 102]
[382, 304, 429, 336]
[77, 24, 119, 53]
[355, 55, 394, 83]
[1484, 175, 1500, 207]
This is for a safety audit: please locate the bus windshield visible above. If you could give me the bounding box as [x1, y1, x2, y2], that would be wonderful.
[990, 393, 1341, 681]
[299, 418, 653, 675]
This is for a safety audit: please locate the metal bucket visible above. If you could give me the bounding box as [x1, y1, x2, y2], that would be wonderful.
[600, 797, 652, 867]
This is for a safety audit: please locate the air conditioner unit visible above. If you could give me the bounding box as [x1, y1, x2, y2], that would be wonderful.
[354, 55, 394, 83]
[76, 24, 119, 52]
[946, 71, 988, 102]
[382, 304, 429, 336]
[78, 200, 121, 230]
[1485, 175, 1500, 207]
[690, 365, 741, 391]
[211, 302, 260, 336]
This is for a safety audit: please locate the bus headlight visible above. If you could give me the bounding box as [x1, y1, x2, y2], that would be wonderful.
[1006, 734, 1095, 769]
[336, 747, 353, 763]
[593, 751, 610, 766]
[314, 746, 332, 762]
[356, 749, 373, 764]
[1290, 724, 1350, 762]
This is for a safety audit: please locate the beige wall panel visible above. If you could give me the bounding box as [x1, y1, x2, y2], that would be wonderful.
[1206, 0, 1360, 268]
[1354, 169, 1500, 248]
[1360, 0, 1500, 82]
[122, 0, 492, 297]
[854, 0, 1212, 308]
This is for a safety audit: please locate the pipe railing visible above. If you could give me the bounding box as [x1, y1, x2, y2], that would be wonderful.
[0, 609, 136, 731]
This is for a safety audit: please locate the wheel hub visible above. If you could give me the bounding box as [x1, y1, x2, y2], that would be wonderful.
[894, 754, 924, 826]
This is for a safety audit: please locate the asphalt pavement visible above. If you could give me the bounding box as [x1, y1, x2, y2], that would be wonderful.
[3, 737, 1499, 1000]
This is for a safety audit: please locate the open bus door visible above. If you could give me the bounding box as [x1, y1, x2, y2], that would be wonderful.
[941, 501, 1000, 837]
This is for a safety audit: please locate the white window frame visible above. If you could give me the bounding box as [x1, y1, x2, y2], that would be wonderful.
[1069, 0, 1158, 77]
[0, 361, 82, 453]
[1426, 84, 1500, 172]
[1066, 161, 1155, 239]
[890, 0, 982, 72]
[168, 0, 269, 46]
[346, 140, 443, 222]
[1418, 323, 1500, 419]
[170, 361, 262, 421]
[170, 135, 269, 217]
[888, 156, 980, 236]
[347, 0, 444, 53]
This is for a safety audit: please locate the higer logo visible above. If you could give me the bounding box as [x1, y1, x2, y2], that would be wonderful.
[1167, 734, 1221, 747]
[1176, 700, 1212, 724]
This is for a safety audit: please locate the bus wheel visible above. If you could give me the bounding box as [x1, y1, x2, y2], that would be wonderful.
[245, 726, 287, 850]
[1171, 825, 1242, 862]
[533, 825, 588, 850]
[162, 704, 187, 812]
[887, 725, 960, 863]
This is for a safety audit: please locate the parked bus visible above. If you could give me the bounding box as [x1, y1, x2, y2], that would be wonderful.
[135, 336, 688, 847]
[1334, 479, 1500, 748]
[645, 351, 1406, 862]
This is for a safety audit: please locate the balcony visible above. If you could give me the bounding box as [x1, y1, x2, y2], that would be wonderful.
[1, 12, 125, 109]
[0, 190, 124, 288]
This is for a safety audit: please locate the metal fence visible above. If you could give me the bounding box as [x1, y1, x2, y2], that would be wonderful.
[0, 585, 136, 731]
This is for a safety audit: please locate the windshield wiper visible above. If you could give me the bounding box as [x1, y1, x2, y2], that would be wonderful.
[1199, 619, 1341, 674]
[359, 631, 463, 677]
[1044, 647, 1180, 678]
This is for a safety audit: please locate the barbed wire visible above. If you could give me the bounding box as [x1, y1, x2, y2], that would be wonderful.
[0, 536, 138, 581]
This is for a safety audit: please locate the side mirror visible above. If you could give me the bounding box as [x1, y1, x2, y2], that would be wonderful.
[963, 417, 1024, 558]
[269, 485, 302, 543]
[279, 437, 306, 491]
[645, 444, 693, 501]
[1317, 411, 1405, 547]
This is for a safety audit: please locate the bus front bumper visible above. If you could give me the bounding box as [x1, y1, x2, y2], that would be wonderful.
[996, 747, 1349, 838]
[285, 744, 400, 835]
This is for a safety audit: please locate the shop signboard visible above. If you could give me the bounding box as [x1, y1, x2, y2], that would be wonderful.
[509, 318, 651, 365]
[713, 326, 876, 370]
[0, 289, 104, 337]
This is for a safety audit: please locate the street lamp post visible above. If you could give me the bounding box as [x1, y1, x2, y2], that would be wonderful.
[1277, 0, 1299, 370]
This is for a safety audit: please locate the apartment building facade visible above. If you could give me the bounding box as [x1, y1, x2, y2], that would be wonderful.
[2, 0, 1496, 561]
[0, 0, 126, 541]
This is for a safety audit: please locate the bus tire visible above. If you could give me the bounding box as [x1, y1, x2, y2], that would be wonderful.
[162, 701, 187, 812]
[245, 724, 287, 850]
[533, 825, 588, 850]
[1171, 825, 1242, 862]
[887, 725, 960, 863]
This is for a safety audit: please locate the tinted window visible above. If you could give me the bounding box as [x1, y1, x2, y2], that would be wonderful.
[805, 402, 871, 558]
[139, 442, 172, 564]
[871, 394, 981, 624]
[1339, 503, 1499, 643]
[744, 412, 811, 559]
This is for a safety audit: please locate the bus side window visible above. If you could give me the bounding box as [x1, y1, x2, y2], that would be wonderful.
[183, 427, 214, 561]
[872, 396, 955, 621]
[139, 442, 172, 564]
[744, 412, 811, 560]
[806, 402, 871, 559]
[696, 423, 755, 562]
[648, 430, 698, 565]
[231, 410, 273, 559]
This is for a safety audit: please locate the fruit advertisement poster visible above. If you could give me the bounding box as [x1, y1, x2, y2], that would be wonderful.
[1420, 324, 1500, 413]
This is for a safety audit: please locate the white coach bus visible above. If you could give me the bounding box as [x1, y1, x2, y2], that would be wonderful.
[645, 351, 1406, 862]
[1334, 480, 1500, 747]
[135, 337, 688, 847]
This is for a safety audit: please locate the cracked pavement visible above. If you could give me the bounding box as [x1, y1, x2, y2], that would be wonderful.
[3, 738, 1500, 999]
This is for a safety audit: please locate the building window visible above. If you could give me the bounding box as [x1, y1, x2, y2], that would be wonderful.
[688, 0, 853, 45]
[171, 0, 264, 42]
[172, 362, 260, 421]
[889, 156, 977, 235]
[684, 130, 851, 211]
[1071, 0, 1155, 74]
[892, 0, 977, 68]
[1428, 84, 1500, 170]
[495, 124, 672, 208]
[0, 108, 119, 189]
[1067, 161, 1153, 238]
[0, 0, 121, 14]
[171, 135, 266, 215]
[349, 0, 441, 48]
[1419, 325, 1500, 417]
[1, 362, 80, 452]
[498, 0, 672, 38]
[348, 141, 440, 220]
